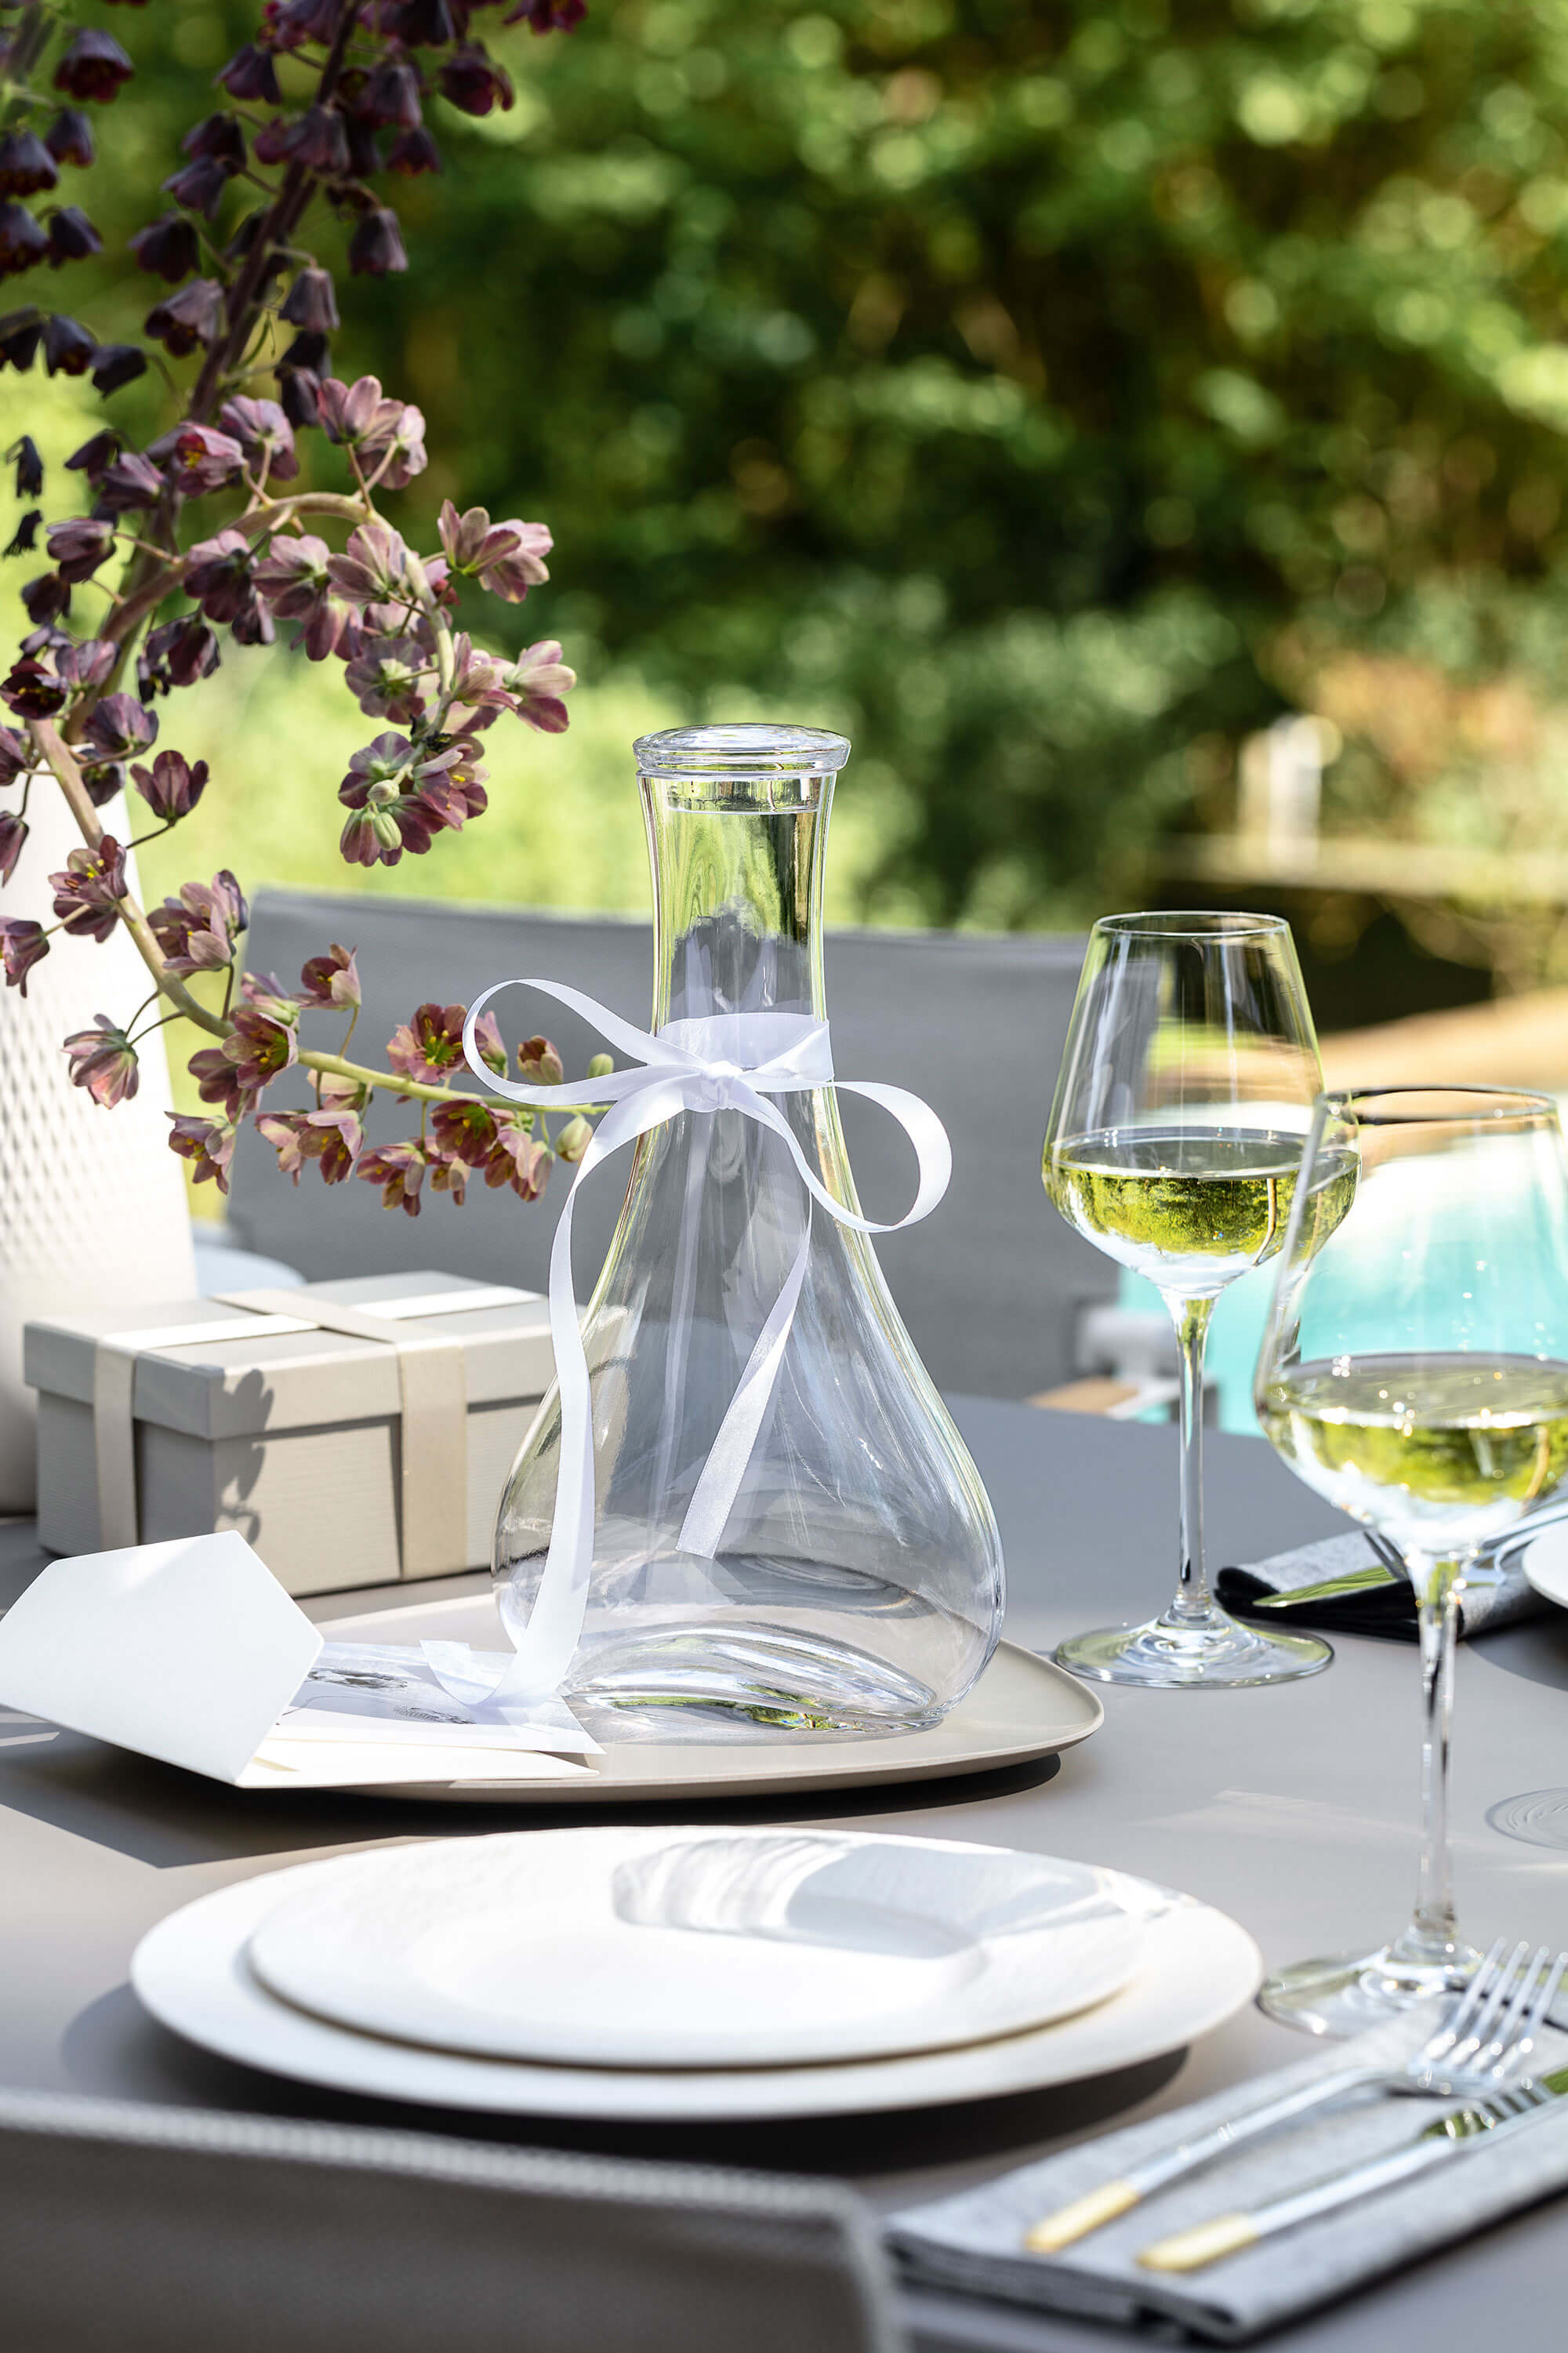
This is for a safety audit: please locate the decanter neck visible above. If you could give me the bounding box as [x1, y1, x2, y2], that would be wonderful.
[641, 770, 832, 1027]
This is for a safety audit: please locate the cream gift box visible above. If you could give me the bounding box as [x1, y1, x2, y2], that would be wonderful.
[24, 1272, 557, 1598]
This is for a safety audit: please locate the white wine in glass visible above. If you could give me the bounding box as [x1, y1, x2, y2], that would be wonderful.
[1255, 1087, 1568, 2033]
[1043, 911, 1341, 1689]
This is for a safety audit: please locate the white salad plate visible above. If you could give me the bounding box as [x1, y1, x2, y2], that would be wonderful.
[244, 1828, 1148, 2070]
[132, 1854, 1261, 2123]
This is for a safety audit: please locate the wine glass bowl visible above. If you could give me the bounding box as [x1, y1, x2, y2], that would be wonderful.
[1042, 912, 1338, 1690]
[1254, 1086, 1568, 2032]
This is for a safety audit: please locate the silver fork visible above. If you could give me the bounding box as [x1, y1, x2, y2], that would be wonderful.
[1024, 1938, 1566, 2253]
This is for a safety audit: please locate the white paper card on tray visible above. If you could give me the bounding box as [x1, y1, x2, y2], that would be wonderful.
[0, 1533, 597, 1788]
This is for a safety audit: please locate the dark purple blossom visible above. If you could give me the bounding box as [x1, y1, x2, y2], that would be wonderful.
[11, 435, 42, 497]
[506, 0, 589, 27]
[216, 396, 297, 483]
[64, 430, 120, 483]
[344, 635, 428, 723]
[187, 1045, 252, 1120]
[162, 155, 234, 218]
[328, 519, 417, 605]
[168, 1112, 234, 1193]
[387, 1000, 472, 1086]
[230, 594, 277, 648]
[0, 133, 59, 198]
[217, 45, 283, 107]
[299, 941, 361, 1009]
[183, 114, 247, 167]
[279, 265, 338, 334]
[183, 530, 254, 624]
[96, 450, 162, 510]
[2, 658, 65, 717]
[4, 510, 41, 557]
[396, 0, 459, 42]
[78, 760, 125, 808]
[437, 498, 551, 600]
[129, 211, 200, 280]
[0, 725, 29, 786]
[20, 574, 68, 626]
[257, 1105, 363, 1186]
[84, 693, 157, 760]
[355, 1138, 427, 1215]
[0, 204, 49, 276]
[358, 60, 423, 129]
[41, 314, 96, 376]
[149, 870, 248, 975]
[151, 421, 245, 495]
[388, 128, 442, 176]
[48, 207, 103, 265]
[131, 750, 209, 821]
[0, 808, 27, 882]
[285, 105, 351, 175]
[440, 44, 514, 115]
[44, 111, 95, 170]
[0, 917, 49, 995]
[53, 31, 135, 105]
[348, 207, 408, 278]
[431, 1094, 498, 1167]
[223, 1000, 298, 1092]
[51, 838, 127, 940]
[145, 277, 223, 356]
[64, 1017, 138, 1107]
[91, 343, 147, 394]
[140, 614, 220, 692]
[485, 1120, 550, 1199]
[0, 315, 43, 369]
[54, 638, 115, 690]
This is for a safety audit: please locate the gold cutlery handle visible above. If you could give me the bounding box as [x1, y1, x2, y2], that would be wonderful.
[1138, 2213, 1259, 2272]
[1023, 2178, 1138, 2253]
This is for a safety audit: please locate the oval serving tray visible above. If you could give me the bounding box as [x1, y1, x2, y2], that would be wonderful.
[312, 1602, 1102, 1805]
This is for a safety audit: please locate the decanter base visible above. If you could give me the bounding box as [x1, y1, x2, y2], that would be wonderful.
[568, 1621, 947, 1742]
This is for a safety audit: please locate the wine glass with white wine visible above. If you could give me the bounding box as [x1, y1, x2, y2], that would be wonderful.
[1043, 911, 1350, 1688]
[1254, 1087, 1568, 2033]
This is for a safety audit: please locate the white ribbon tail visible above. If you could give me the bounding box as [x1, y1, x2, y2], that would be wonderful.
[677, 1209, 811, 1558]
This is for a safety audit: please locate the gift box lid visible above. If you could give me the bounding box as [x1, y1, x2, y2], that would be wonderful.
[24, 1271, 557, 1443]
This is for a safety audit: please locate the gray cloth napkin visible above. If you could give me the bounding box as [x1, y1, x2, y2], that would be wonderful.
[888, 2010, 1568, 2344]
[1215, 1529, 1544, 1642]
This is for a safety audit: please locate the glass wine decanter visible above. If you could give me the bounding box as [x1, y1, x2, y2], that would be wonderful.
[491, 724, 1006, 1739]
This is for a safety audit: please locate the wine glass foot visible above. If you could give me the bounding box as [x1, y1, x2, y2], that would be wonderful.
[1258, 1939, 1484, 2036]
[1053, 1609, 1331, 1689]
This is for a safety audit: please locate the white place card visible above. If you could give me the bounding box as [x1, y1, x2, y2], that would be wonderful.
[0, 1532, 597, 1788]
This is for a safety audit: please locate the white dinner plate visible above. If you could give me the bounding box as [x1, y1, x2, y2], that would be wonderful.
[132, 1860, 1261, 2122]
[1520, 1520, 1568, 1610]
[244, 1828, 1148, 2069]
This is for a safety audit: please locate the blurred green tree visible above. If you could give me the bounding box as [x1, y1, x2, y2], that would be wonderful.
[21, 0, 1568, 926]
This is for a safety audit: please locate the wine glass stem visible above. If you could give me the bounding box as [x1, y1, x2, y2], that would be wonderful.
[1391, 1556, 1464, 1970]
[1167, 1293, 1216, 1625]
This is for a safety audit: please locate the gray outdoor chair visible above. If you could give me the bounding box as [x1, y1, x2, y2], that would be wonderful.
[0, 2086, 899, 2353]
[227, 892, 1120, 1397]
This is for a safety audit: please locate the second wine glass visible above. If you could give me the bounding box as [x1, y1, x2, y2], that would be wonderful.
[1043, 911, 1343, 1689]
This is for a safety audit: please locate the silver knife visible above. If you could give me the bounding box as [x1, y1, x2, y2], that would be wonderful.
[1137, 2061, 1568, 2274]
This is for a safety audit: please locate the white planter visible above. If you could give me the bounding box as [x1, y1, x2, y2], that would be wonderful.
[0, 780, 196, 1509]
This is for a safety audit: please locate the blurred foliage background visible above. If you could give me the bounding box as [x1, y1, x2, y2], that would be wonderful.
[10, 0, 1568, 1015]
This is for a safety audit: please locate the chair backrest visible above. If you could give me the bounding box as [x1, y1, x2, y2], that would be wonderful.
[0, 2086, 900, 2353]
[228, 893, 1113, 1396]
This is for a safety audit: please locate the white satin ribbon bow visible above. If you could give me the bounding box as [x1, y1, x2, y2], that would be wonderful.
[426, 979, 953, 1710]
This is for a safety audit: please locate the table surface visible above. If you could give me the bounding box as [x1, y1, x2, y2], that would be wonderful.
[5, 1397, 1568, 2353]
